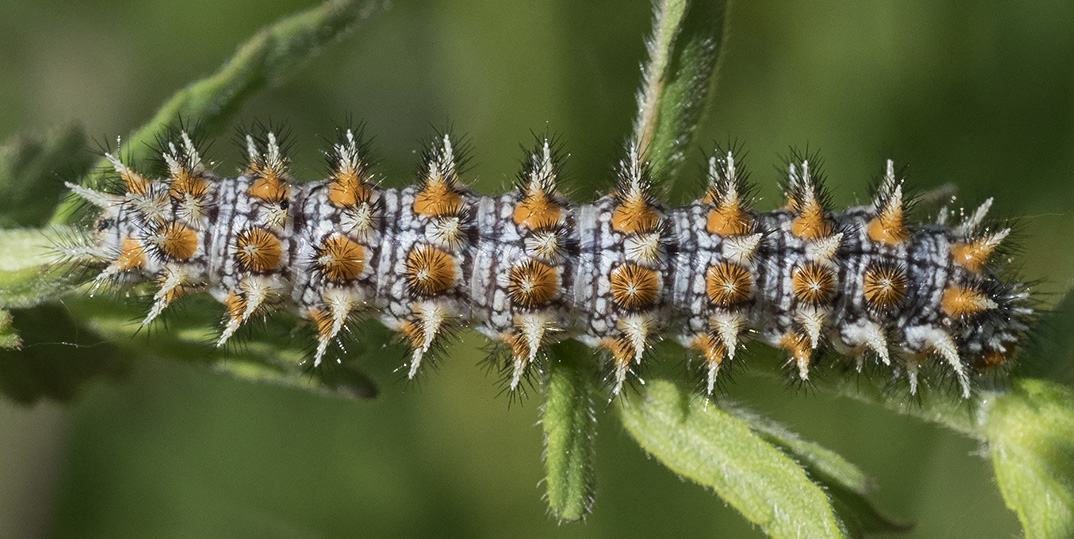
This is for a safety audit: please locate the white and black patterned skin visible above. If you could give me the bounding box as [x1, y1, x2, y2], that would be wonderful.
[64, 128, 1033, 398]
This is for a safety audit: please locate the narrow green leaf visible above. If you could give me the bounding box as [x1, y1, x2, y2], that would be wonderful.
[825, 482, 913, 539]
[0, 125, 93, 227]
[50, 0, 387, 224]
[633, 0, 688, 152]
[986, 378, 1074, 539]
[542, 341, 598, 521]
[619, 379, 847, 538]
[733, 333, 1074, 538]
[726, 405, 911, 536]
[2, 294, 378, 403]
[633, 0, 730, 187]
[729, 406, 872, 493]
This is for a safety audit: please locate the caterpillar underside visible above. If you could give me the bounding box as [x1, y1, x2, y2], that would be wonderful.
[61, 127, 1033, 398]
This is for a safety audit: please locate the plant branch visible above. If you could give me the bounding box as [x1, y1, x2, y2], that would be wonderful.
[49, 0, 387, 225]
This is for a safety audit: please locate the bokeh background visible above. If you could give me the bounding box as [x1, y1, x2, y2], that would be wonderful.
[2, 0, 1073, 537]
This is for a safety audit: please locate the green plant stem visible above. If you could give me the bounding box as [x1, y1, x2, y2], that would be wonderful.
[49, 0, 386, 225]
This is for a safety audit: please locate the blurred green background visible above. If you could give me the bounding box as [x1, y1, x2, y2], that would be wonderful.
[2, 0, 1073, 537]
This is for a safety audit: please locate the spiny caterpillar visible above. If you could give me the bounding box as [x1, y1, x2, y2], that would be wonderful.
[59, 126, 1033, 398]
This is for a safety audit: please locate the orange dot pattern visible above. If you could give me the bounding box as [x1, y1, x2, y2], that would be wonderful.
[507, 260, 558, 307]
[705, 263, 753, 307]
[155, 222, 199, 260]
[792, 264, 836, 305]
[236, 228, 283, 272]
[316, 235, 366, 283]
[862, 262, 907, 309]
[405, 246, 456, 296]
[65, 129, 1031, 399]
[610, 263, 660, 309]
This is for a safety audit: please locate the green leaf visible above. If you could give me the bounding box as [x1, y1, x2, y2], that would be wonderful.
[632, 0, 687, 152]
[618, 379, 847, 538]
[2, 292, 380, 403]
[825, 482, 912, 539]
[50, 0, 387, 225]
[0, 125, 93, 228]
[0, 227, 80, 309]
[633, 0, 730, 187]
[737, 336, 1074, 538]
[541, 341, 598, 522]
[986, 378, 1074, 538]
[725, 405, 910, 537]
[730, 406, 872, 493]
[0, 0, 391, 403]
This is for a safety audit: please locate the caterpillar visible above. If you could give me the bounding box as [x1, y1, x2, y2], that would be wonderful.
[59, 126, 1033, 398]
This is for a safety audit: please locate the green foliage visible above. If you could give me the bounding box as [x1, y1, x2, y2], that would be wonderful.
[633, 0, 729, 188]
[0, 0, 1071, 537]
[726, 406, 910, 537]
[0, 228, 76, 309]
[619, 380, 847, 538]
[49, 0, 387, 225]
[541, 342, 598, 521]
[0, 310, 20, 350]
[987, 378, 1074, 538]
[0, 0, 386, 403]
[66, 294, 382, 401]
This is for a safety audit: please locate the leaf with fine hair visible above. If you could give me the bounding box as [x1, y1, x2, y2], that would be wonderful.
[49, 0, 388, 225]
[0, 228, 77, 309]
[987, 378, 1074, 539]
[541, 341, 598, 522]
[633, 0, 730, 187]
[619, 380, 848, 538]
[754, 319, 1074, 538]
[730, 407, 871, 492]
[729, 406, 911, 537]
